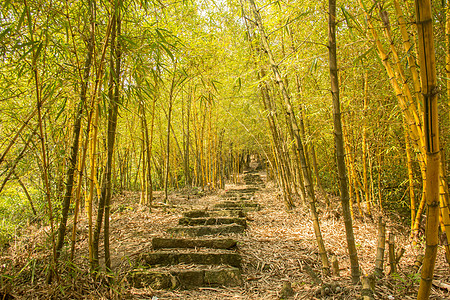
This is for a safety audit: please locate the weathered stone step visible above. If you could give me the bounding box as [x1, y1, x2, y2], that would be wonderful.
[224, 187, 259, 194]
[178, 216, 247, 228]
[128, 266, 242, 289]
[167, 224, 245, 236]
[183, 209, 246, 218]
[213, 201, 260, 211]
[152, 237, 237, 250]
[220, 195, 253, 201]
[140, 250, 242, 268]
[222, 191, 254, 198]
[244, 180, 264, 185]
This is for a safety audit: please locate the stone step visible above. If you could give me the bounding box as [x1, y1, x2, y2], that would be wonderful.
[167, 224, 245, 236]
[178, 217, 247, 228]
[223, 191, 255, 197]
[213, 201, 260, 211]
[224, 187, 259, 194]
[220, 194, 253, 201]
[183, 209, 246, 218]
[152, 237, 237, 250]
[139, 250, 242, 268]
[244, 179, 264, 184]
[128, 266, 242, 289]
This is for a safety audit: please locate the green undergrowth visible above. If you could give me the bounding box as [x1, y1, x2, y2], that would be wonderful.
[0, 188, 38, 248]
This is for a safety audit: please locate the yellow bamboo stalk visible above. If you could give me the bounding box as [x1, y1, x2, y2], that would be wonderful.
[415, 0, 441, 297]
[361, 7, 424, 151]
[439, 154, 450, 263]
[342, 117, 363, 216]
[393, 0, 422, 110]
[404, 118, 416, 232]
[379, 4, 422, 123]
[447, 4, 450, 120]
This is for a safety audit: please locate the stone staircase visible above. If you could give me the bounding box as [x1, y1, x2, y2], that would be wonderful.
[128, 172, 264, 290]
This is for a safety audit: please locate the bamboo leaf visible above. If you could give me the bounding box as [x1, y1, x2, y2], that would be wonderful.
[34, 41, 44, 61]
[16, 41, 39, 62]
[16, 7, 26, 32]
[341, 6, 363, 33]
[210, 79, 220, 93]
[55, 97, 67, 121]
[236, 77, 242, 92]
[158, 41, 174, 61]
[308, 57, 318, 74]
[353, 46, 374, 65]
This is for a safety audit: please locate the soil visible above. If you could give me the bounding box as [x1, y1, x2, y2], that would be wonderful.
[1, 172, 449, 299]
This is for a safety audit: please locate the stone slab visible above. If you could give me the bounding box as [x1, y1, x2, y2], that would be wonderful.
[183, 209, 246, 218]
[178, 217, 247, 228]
[167, 224, 245, 236]
[213, 201, 260, 210]
[140, 251, 242, 268]
[128, 266, 242, 289]
[152, 237, 237, 250]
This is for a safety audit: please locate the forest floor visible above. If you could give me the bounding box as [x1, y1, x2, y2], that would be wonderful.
[1, 172, 450, 299]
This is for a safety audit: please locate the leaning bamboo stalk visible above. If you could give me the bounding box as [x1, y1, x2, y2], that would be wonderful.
[0, 125, 38, 194]
[240, 0, 295, 206]
[15, 172, 37, 216]
[0, 108, 37, 166]
[359, 1, 424, 150]
[248, 0, 329, 273]
[412, 177, 427, 241]
[378, 5, 423, 143]
[404, 118, 416, 232]
[393, 0, 422, 110]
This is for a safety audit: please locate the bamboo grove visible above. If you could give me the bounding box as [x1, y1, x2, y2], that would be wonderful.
[0, 0, 449, 297]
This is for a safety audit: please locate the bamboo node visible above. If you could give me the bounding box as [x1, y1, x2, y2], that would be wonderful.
[429, 201, 439, 207]
[415, 18, 432, 25]
[424, 86, 440, 97]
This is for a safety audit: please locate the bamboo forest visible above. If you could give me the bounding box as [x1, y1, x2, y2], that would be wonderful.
[1, 0, 450, 298]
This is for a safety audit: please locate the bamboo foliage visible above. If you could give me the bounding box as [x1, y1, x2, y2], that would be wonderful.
[357, 0, 450, 246]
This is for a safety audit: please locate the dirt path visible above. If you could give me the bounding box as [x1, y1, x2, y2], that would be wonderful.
[3, 172, 450, 299]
